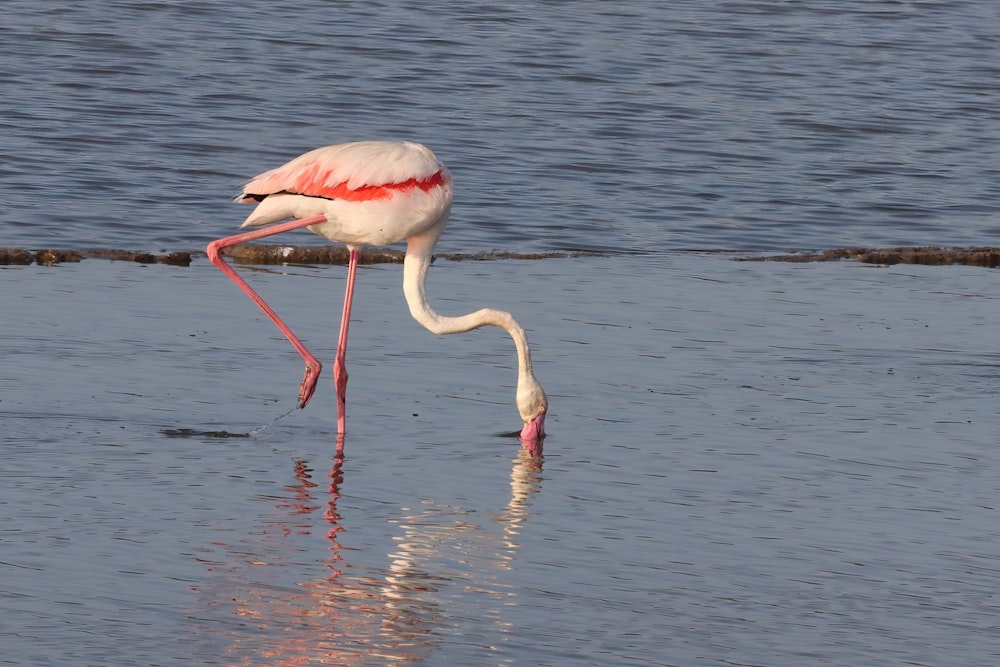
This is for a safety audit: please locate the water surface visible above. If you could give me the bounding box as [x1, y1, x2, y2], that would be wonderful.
[3, 255, 999, 665]
[3, 1, 1000, 664]
[2, 0, 998, 252]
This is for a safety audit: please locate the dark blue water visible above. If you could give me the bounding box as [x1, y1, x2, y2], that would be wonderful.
[2, 0, 998, 253]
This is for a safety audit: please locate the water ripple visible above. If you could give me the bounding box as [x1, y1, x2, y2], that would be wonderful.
[2, 1, 997, 253]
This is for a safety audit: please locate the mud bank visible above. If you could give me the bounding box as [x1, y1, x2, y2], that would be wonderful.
[0, 245, 598, 266]
[739, 246, 1000, 268]
[4, 245, 1000, 268]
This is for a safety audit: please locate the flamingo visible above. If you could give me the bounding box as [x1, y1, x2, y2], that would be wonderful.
[206, 141, 547, 444]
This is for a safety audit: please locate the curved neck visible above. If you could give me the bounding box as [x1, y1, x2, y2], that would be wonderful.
[403, 231, 539, 387]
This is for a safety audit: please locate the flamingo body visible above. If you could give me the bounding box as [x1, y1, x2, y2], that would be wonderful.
[238, 141, 454, 249]
[207, 140, 547, 446]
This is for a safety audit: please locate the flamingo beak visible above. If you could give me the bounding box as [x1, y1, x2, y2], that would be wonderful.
[519, 408, 546, 443]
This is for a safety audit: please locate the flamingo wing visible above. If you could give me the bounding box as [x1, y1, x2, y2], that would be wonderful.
[238, 141, 449, 204]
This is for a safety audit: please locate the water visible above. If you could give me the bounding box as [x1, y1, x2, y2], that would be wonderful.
[3, 2, 1000, 665]
[4, 256, 1000, 665]
[2, 1, 998, 252]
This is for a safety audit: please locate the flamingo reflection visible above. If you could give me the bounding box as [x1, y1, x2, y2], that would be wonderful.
[192, 443, 544, 665]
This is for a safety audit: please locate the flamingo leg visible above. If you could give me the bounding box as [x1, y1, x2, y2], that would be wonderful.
[334, 249, 359, 436]
[206, 214, 328, 408]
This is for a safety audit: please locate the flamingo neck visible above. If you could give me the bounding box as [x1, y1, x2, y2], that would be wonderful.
[403, 232, 547, 424]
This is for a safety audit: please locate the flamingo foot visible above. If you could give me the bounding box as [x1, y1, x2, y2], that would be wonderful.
[298, 360, 323, 408]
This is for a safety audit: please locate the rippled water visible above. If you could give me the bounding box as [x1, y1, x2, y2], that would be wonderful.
[2, 0, 998, 252]
[4, 255, 1000, 665]
[3, 2, 1000, 666]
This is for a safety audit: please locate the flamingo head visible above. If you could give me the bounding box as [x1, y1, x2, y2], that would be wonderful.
[516, 376, 547, 443]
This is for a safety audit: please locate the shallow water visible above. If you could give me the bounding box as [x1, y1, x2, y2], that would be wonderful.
[3, 254, 1000, 666]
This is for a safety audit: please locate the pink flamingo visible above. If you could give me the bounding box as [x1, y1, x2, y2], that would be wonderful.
[206, 141, 547, 443]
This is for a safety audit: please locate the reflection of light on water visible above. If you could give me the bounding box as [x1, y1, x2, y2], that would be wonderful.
[190, 443, 544, 665]
[381, 505, 465, 649]
[498, 447, 545, 561]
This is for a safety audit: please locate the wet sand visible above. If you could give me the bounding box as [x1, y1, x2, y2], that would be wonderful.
[741, 245, 1000, 268]
[0, 245, 602, 267]
[3, 253, 999, 666]
[4, 244, 1000, 268]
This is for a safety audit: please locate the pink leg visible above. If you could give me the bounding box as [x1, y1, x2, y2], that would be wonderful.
[206, 214, 328, 408]
[334, 250, 359, 436]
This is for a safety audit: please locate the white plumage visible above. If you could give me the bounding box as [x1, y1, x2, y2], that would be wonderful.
[237, 141, 454, 248]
